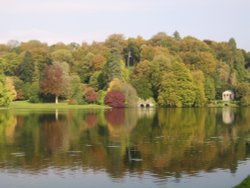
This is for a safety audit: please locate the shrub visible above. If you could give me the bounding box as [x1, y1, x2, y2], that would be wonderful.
[68, 98, 78, 105]
[104, 90, 125, 108]
[107, 78, 138, 107]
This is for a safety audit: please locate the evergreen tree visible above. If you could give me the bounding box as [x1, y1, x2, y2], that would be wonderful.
[17, 51, 35, 83]
[101, 47, 126, 88]
[173, 31, 181, 40]
[228, 37, 237, 50]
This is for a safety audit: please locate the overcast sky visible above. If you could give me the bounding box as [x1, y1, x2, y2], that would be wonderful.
[0, 0, 249, 50]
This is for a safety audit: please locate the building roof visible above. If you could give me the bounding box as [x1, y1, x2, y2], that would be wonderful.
[223, 90, 234, 93]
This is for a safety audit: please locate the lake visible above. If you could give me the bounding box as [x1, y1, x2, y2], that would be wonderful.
[0, 107, 249, 188]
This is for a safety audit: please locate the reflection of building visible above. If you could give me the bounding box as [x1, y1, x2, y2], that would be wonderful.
[222, 107, 235, 124]
[222, 90, 234, 101]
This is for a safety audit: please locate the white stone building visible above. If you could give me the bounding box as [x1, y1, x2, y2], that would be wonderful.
[222, 90, 234, 101]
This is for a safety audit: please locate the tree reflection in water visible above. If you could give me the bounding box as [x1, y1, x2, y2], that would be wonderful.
[0, 108, 249, 179]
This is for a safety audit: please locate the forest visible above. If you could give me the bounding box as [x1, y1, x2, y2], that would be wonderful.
[0, 32, 250, 107]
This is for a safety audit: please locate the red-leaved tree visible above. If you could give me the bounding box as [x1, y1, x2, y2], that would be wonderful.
[104, 90, 125, 108]
[41, 62, 70, 104]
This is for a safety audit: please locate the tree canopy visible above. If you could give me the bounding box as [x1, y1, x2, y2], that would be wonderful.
[40, 62, 70, 104]
[0, 32, 250, 107]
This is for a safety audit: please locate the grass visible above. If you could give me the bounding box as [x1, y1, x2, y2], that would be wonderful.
[9, 101, 110, 110]
[234, 176, 250, 188]
[207, 100, 239, 108]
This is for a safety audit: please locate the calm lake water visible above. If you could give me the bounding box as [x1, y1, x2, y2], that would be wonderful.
[0, 107, 250, 188]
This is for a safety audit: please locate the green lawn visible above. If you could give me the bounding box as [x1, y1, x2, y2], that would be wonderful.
[207, 100, 239, 108]
[9, 101, 110, 110]
[235, 176, 250, 188]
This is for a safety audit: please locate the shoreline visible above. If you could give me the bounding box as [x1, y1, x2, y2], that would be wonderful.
[6, 101, 111, 110]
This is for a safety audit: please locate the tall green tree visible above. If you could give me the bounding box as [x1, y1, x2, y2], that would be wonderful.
[1, 53, 21, 76]
[234, 50, 247, 82]
[204, 77, 216, 101]
[69, 74, 83, 104]
[101, 47, 127, 89]
[124, 39, 141, 67]
[130, 60, 152, 99]
[149, 55, 172, 100]
[78, 52, 94, 83]
[228, 37, 237, 50]
[17, 51, 35, 83]
[158, 61, 196, 107]
[173, 31, 181, 40]
[192, 71, 206, 106]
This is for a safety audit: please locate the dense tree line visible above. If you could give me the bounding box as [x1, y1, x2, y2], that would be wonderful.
[0, 32, 250, 107]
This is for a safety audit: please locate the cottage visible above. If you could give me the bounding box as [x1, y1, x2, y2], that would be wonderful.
[222, 90, 234, 101]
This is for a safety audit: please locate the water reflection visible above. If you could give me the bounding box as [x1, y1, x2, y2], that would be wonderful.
[41, 115, 69, 154]
[222, 107, 235, 124]
[0, 108, 249, 181]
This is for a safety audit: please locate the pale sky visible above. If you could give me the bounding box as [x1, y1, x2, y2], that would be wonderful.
[0, 0, 249, 51]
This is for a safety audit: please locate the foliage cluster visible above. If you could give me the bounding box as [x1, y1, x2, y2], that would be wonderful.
[0, 32, 250, 107]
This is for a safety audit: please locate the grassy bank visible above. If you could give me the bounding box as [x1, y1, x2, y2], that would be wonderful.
[234, 176, 250, 188]
[9, 101, 110, 110]
[207, 100, 239, 108]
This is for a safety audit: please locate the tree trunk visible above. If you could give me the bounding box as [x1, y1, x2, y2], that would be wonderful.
[55, 95, 58, 104]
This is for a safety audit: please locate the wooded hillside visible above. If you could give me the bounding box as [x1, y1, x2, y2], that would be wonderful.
[1, 32, 250, 107]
